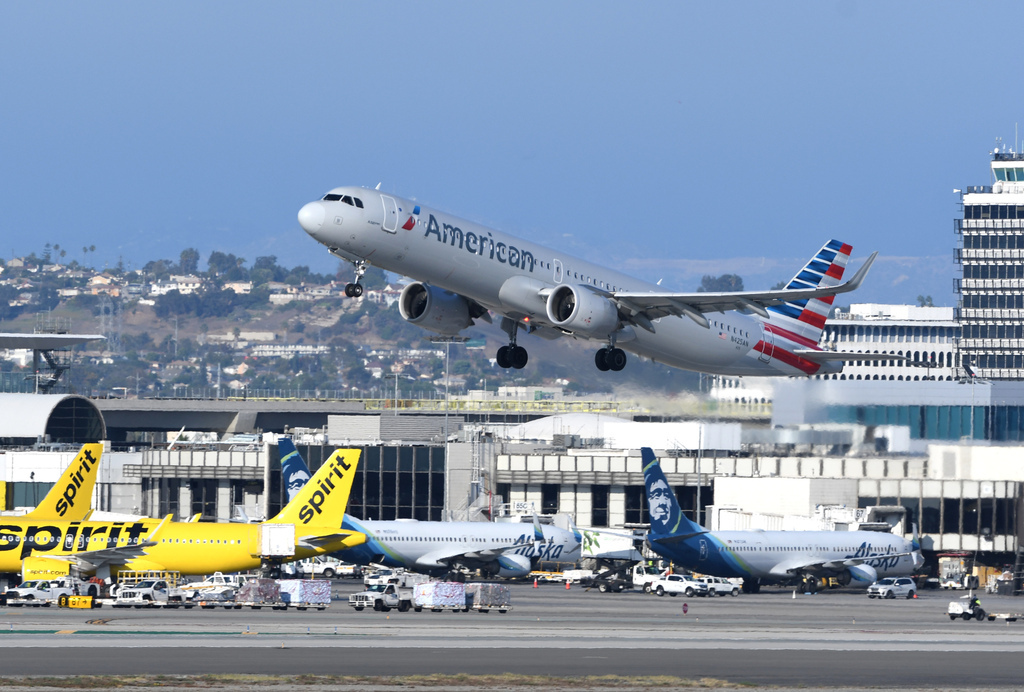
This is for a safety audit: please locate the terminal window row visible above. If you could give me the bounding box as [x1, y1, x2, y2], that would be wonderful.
[964, 204, 1024, 219]
[961, 263, 1024, 279]
[823, 325, 958, 342]
[961, 233, 1024, 249]
[961, 294, 1024, 309]
[961, 323, 1024, 338]
[857, 496, 1016, 537]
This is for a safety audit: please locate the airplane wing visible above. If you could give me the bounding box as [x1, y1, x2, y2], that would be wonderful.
[770, 549, 920, 578]
[37, 540, 157, 574]
[412, 542, 532, 570]
[608, 252, 877, 331]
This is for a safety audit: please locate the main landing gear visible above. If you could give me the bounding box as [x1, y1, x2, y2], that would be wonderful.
[343, 261, 368, 298]
[594, 347, 627, 372]
[496, 319, 529, 370]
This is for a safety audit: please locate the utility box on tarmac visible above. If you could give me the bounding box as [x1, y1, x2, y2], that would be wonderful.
[258, 524, 295, 557]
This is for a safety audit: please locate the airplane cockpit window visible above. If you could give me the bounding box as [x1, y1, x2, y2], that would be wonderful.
[320, 194, 364, 208]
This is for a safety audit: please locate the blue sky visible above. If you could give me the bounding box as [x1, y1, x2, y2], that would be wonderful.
[2, 2, 1023, 305]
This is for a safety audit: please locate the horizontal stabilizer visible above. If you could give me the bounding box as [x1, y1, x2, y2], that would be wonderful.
[297, 529, 366, 551]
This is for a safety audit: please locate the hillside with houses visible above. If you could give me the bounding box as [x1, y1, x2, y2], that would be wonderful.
[0, 246, 699, 399]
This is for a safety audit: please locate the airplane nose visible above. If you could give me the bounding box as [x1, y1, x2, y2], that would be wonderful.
[298, 202, 326, 236]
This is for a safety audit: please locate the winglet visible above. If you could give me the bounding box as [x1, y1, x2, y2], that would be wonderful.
[837, 251, 878, 294]
[25, 443, 103, 521]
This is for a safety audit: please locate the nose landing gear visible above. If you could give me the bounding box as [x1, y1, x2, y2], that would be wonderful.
[344, 261, 369, 298]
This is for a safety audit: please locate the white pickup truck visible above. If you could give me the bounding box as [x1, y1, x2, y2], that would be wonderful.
[3, 577, 79, 603]
[113, 579, 194, 608]
[349, 583, 421, 612]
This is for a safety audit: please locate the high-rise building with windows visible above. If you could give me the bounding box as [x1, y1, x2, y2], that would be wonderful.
[956, 148, 1024, 379]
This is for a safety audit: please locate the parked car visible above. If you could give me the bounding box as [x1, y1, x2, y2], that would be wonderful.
[699, 576, 740, 597]
[651, 574, 709, 597]
[867, 577, 917, 599]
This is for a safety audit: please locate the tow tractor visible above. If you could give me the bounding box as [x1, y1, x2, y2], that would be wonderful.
[948, 592, 986, 621]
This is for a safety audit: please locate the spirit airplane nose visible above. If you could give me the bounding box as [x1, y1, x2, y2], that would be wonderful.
[298, 202, 326, 237]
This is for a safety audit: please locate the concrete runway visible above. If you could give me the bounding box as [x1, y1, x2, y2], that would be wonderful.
[2, 582, 1023, 687]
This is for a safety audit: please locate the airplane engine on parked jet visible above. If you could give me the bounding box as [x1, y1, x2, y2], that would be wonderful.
[546, 285, 619, 337]
[399, 282, 473, 336]
[487, 553, 533, 579]
[845, 563, 878, 586]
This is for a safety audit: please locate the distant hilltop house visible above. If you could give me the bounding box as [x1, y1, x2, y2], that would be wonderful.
[223, 281, 253, 294]
[87, 274, 122, 297]
[148, 274, 205, 297]
[366, 283, 403, 308]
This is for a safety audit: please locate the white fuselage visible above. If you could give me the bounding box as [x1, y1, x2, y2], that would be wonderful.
[339, 517, 580, 575]
[299, 186, 829, 376]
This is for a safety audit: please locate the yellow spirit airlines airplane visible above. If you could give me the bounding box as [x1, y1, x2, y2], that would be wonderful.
[19, 444, 103, 522]
[0, 448, 366, 581]
[299, 187, 879, 376]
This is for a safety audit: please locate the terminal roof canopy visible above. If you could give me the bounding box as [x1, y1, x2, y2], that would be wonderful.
[0, 333, 105, 350]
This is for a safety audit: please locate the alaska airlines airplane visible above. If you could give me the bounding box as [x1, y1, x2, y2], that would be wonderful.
[641, 448, 923, 593]
[278, 438, 581, 578]
[1, 448, 366, 581]
[298, 187, 878, 376]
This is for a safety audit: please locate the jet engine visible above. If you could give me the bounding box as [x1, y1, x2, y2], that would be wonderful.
[487, 553, 533, 579]
[545, 285, 619, 337]
[399, 282, 473, 336]
[846, 563, 878, 585]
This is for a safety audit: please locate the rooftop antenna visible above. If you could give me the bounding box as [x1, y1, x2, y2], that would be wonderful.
[375, 183, 382, 190]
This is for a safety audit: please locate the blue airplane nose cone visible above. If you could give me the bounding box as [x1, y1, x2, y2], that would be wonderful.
[298, 202, 326, 236]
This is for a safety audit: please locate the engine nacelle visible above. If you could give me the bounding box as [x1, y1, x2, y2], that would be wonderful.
[399, 282, 473, 336]
[545, 284, 619, 337]
[846, 563, 878, 585]
[488, 553, 533, 579]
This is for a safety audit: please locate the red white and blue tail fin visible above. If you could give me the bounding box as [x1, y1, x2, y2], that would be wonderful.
[766, 240, 852, 343]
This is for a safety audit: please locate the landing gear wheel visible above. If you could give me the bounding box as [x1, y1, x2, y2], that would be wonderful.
[509, 345, 528, 369]
[496, 345, 512, 369]
[595, 347, 627, 371]
[344, 283, 363, 298]
[607, 348, 627, 371]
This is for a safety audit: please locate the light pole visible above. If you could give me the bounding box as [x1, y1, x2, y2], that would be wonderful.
[429, 336, 468, 520]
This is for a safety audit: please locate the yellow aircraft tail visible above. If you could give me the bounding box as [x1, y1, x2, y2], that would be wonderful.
[24, 443, 103, 521]
[266, 448, 360, 528]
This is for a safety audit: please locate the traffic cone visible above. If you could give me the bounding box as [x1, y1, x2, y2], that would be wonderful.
[565, 580, 571, 590]
[533, 579, 538, 588]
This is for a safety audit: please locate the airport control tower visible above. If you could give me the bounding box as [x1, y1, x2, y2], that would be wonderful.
[956, 144, 1024, 380]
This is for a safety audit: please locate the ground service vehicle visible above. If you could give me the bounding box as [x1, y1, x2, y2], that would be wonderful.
[948, 594, 987, 621]
[700, 576, 741, 596]
[651, 574, 708, 597]
[349, 583, 419, 612]
[113, 579, 193, 608]
[633, 563, 666, 593]
[464, 583, 511, 612]
[3, 578, 78, 603]
[867, 577, 917, 600]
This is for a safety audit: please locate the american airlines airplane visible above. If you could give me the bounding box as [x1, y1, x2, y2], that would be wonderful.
[641, 448, 924, 593]
[298, 186, 878, 376]
[279, 439, 581, 578]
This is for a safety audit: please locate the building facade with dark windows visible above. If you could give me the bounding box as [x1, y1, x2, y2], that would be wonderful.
[956, 148, 1024, 379]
